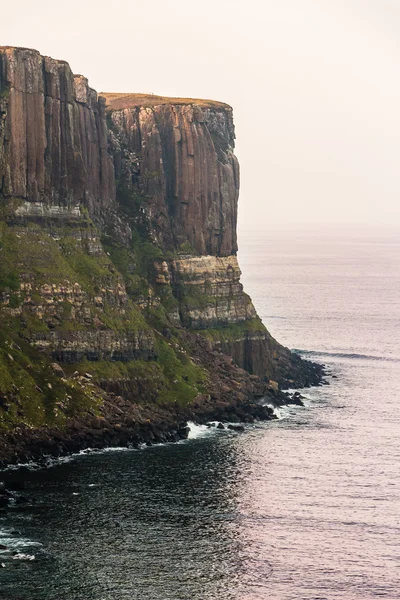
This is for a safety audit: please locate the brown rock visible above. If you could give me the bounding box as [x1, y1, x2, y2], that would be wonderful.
[51, 362, 65, 378]
[105, 98, 239, 256]
[0, 47, 115, 220]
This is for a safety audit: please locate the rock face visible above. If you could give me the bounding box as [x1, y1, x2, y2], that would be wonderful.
[105, 95, 238, 256]
[0, 47, 115, 219]
[170, 255, 256, 329]
[0, 48, 323, 442]
[104, 92, 309, 381]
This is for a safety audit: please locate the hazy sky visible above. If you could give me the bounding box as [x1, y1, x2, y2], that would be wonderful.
[3, 0, 400, 229]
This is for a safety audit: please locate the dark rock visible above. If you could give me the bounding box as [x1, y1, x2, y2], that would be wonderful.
[227, 425, 245, 432]
[177, 426, 190, 440]
[14, 495, 29, 504]
[51, 362, 66, 378]
[217, 422, 225, 430]
[289, 395, 305, 407]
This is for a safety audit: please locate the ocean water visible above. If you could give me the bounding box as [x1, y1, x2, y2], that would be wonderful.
[1, 227, 400, 600]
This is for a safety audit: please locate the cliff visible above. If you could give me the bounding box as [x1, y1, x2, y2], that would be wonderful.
[0, 47, 323, 461]
[0, 47, 115, 219]
[103, 91, 313, 383]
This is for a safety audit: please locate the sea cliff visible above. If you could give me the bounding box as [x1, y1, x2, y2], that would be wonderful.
[0, 47, 323, 465]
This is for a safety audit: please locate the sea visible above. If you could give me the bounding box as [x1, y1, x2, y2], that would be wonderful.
[1, 226, 399, 600]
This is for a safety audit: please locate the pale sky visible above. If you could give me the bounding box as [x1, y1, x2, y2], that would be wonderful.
[3, 0, 400, 230]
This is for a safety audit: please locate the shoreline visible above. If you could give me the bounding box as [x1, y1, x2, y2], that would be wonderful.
[0, 334, 326, 472]
[0, 395, 279, 471]
[0, 366, 325, 472]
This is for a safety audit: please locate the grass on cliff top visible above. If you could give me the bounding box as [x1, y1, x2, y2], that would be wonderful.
[101, 93, 231, 112]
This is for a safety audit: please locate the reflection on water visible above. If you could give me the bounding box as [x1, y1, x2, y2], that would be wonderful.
[1, 229, 400, 599]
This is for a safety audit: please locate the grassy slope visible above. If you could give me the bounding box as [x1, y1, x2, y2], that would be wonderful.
[0, 209, 207, 432]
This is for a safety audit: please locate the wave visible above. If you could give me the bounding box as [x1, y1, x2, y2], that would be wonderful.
[187, 422, 212, 439]
[12, 552, 36, 561]
[293, 349, 400, 363]
[187, 422, 226, 439]
[0, 527, 42, 559]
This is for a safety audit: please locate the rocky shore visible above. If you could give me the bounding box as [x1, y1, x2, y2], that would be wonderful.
[0, 336, 325, 469]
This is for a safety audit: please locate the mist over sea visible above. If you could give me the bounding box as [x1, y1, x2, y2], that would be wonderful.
[1, 227, 399, 600]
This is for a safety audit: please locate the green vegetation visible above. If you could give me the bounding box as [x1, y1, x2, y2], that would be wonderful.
[69, 336, 207, 408]
[155, 338, 207, 406]
[0, 170, 223, 431]
[116, 181, 147, 214]
[0, 212, 158, 429]
[71, 358, 160, 383]
[0, 329, 101, 432]
[176, 241, 196, 256]
[0, 85, 10, 101]
[179, 287, 215, 311]
[198, 317, 266, 342]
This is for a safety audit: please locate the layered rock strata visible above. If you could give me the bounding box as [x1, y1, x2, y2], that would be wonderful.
[169, 255, 256, 328]
[104, 93, 313, 380]
[0, 48, 324, 456]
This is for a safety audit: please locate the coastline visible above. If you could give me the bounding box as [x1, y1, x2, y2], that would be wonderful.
[0, 355, 325, 471]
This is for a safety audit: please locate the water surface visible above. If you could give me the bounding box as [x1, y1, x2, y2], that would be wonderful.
[1, 228, 399, 599]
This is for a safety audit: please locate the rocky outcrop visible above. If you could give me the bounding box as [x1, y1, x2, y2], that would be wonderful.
[105, 93, 316, 381]
[170, 255, 256, 329]
[0, 46, 115, 220]
[105, 96, 239, 256]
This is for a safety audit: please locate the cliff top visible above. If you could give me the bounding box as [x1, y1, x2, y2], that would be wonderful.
[101, 92, 231, 112]
[0, 48, 230, 112]
[0, 45, 40, 52]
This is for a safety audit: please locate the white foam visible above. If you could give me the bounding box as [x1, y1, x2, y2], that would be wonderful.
[12, 553, 35, 561]
[95, 446, 134, 453]
[271, 406, 293, 420]
[0, 528, 42, 555]
[187, 422, 209, 439]
[187, 422, 219, 439]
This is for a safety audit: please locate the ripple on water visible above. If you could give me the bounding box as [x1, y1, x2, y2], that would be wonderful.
[1, 230, 400, 599]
